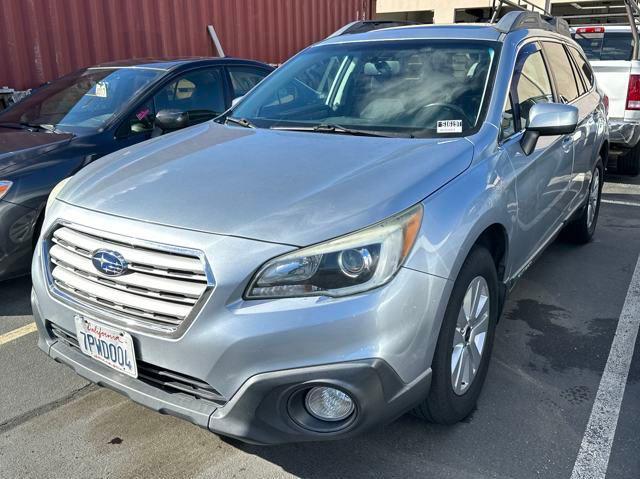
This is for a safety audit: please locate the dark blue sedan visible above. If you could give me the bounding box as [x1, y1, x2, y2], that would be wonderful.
[0, 57, 273, 280]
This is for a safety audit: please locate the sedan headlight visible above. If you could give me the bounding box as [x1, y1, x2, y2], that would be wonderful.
[46, 177, 72, 212]
[246, 204, 423, 299]
[0, 180, 13, 200]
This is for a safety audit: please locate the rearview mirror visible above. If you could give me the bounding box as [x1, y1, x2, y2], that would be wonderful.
[521, 103, 578, 156]
[155, 109, 190, 132]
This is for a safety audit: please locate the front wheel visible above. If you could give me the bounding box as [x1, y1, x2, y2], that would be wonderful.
[414, 246, 499, 424]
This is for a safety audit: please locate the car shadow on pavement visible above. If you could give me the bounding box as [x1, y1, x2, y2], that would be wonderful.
[0, 275, 33, 317]
[605, 170, 638, 183]
[226, 416, 494, 478]
[604, 170, 640, 190]
[602, 171, 640, 206]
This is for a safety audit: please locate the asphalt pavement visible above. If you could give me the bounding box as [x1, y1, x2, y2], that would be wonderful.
[0, 173, 639, 479]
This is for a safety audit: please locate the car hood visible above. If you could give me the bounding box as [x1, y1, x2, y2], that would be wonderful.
[0, 127, 74, 175]
[61, 122, 474, 246]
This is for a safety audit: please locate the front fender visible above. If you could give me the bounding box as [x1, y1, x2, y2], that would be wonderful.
[405, 148, 517, 284]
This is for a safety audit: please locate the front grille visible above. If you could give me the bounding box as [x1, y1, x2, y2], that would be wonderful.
[50, 323, 226, 406]
[45, 223, 213, 336]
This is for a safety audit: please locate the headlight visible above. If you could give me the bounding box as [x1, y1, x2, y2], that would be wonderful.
[0, 180, 13, 200]
[46, 177, 72, 212]
[245, 204, 423, 299]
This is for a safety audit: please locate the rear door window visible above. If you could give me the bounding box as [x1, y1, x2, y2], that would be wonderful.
[227, 66, 270, 99]
[568, 48, 587, 97]
[543, 41, 581, 103]
[568, 47, 595, 90]
[573, 31, 633, 61]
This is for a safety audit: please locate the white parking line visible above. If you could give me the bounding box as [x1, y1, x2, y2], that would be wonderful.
[601, 199, 640, 207]
[570, 253, 640, 479]
[0, 323, 38, 346]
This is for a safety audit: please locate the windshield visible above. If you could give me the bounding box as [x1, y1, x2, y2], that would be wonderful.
[0, 67, 163, 133]
[231, 40, 499, 138]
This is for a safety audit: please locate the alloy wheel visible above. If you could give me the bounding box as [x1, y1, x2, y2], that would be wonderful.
[451, 276, 490, 396]
[587, 168, 600, 229]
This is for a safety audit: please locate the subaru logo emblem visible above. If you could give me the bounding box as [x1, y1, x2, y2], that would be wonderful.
[91, 249, 128, 277]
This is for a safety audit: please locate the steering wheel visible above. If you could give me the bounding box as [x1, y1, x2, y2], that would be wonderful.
[420, 103, 473, 129]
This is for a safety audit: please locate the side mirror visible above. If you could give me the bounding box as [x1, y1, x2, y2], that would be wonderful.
[231, 96, 244, 107]
[521, 103, 578, 156]
[155, 109, 190, 132]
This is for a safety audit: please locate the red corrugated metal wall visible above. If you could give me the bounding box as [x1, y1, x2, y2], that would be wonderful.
[0, 0, 372, 90]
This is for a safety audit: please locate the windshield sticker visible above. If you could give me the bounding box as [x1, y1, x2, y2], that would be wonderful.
[95, 82, 108, 98]
[437, 120, 463, 134]
[136, 108, 150, 121]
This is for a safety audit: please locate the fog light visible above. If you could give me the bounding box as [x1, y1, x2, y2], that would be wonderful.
[304, 387, 355, 422]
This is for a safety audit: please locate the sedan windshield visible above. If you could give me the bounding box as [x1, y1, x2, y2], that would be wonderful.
[0, 67, 163, 133]
[231, 40, 499, 138]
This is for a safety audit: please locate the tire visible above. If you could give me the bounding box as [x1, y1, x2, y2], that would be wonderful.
[563, 158, 603, 244]
[618, 144, 640, 176]
[413, 246, 499, 424]
[32, 212, 44, 250]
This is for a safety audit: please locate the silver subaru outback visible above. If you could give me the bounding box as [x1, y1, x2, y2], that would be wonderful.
[31, 12, 608, 444]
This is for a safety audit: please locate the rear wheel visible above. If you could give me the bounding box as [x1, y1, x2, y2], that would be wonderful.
[563, 158, 603, 244]
[618, 144, 640, 176]
[414, 246, 499, 424]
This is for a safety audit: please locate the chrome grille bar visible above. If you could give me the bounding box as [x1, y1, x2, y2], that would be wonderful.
[53, 227, 204, 273]
[50, 245, 205, 300]
[45, 223, 213, 336]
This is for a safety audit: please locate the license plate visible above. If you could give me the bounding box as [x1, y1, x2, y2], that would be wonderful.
[74, 316, 138, 378]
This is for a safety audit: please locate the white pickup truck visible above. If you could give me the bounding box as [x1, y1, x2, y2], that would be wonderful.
[573, 25, 640, 175]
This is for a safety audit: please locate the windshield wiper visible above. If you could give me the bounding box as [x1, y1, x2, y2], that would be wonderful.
[271, 123, 409, 138]
[0, 122, 30, 130]
[225, 117, 255, 129]
[0, 121, 63, 134]
[20, 122, 64, 134]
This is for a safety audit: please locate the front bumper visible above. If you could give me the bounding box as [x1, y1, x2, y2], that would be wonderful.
[31, 203, 450, 443]
[609, 118, 640, 149]
[35, 312, 430, 444]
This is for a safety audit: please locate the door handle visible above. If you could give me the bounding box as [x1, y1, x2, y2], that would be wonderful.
[562, 136, 573, 152]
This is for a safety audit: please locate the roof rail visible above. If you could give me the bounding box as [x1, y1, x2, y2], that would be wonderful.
[491, 0, 570, 37]
[494, 11, 571, 36]
[327, 20, 418, 39]
[490, 0, 551, 23]
[549, 17, 572, 36]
